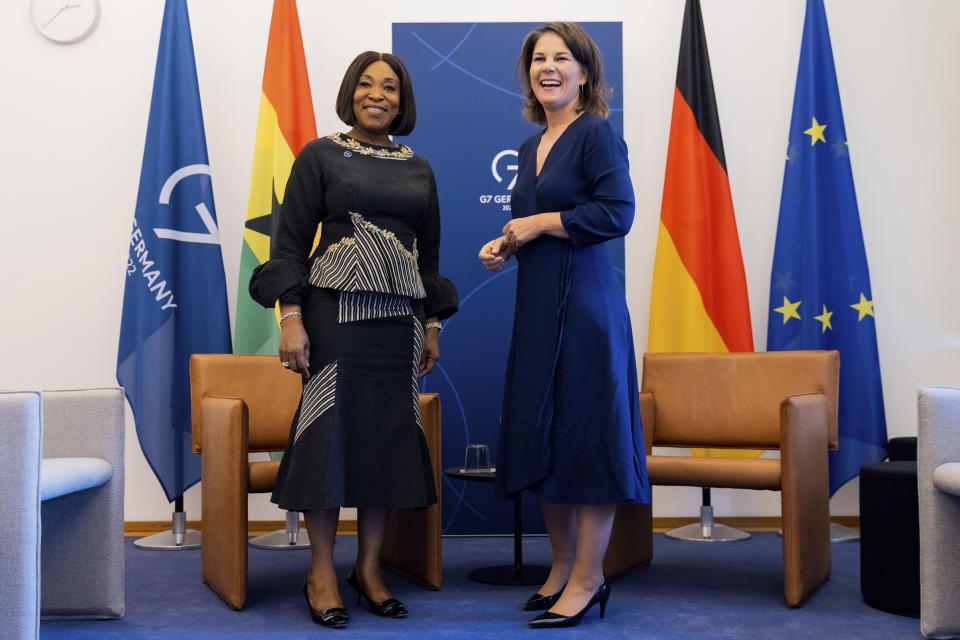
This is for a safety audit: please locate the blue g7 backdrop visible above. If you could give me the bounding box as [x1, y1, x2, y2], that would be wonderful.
[394, 22, 624, 535]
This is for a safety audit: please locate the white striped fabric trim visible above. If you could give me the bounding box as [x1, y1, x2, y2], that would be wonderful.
[293, 361, 337, 444]
[338, 291, 412, 324]
[411, 319, 424, 433]
[309, 212, 427, 299]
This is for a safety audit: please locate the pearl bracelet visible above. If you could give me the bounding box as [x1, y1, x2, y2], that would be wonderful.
[424, 321, 442, 332]
[279, 311, 302, 325]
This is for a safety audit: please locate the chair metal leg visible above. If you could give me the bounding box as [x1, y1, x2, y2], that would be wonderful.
[664, 489, 751, 542]
[134, 502, 201, 550]
[249, 510, 311, 550]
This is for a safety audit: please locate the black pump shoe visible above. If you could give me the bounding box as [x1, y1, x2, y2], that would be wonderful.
[522, 588, 563, 611]
[528, 577, 609, 628]
[302, 580, 349, 628]
[346, 569, 408, 618]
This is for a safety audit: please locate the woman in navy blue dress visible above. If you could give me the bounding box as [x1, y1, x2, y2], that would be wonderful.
[479, 22, 649, 628]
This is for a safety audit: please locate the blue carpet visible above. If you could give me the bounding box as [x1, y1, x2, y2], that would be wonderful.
[41, 533, 920, 639]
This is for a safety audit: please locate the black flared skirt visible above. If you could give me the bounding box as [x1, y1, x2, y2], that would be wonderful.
[271, 287, 437, 510]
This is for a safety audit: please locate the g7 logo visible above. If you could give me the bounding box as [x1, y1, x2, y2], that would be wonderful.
[491, 150, 518, 190]
[153, 164, 220, 244]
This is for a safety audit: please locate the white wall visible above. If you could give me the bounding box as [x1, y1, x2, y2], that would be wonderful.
[2, 0, 958, 522]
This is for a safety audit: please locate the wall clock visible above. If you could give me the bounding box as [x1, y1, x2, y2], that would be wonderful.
[32, 0, 101, 44]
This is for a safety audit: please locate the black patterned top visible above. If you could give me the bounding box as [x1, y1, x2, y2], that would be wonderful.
[249, 133, 458, 320]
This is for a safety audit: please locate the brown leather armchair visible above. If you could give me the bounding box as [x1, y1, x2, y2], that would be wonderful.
[606, 351, 839, 607]
[189, 354, 443, 609]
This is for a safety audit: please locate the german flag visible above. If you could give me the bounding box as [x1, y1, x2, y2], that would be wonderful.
[648, 0, 755, 456]
[234, 0, 317, 355]
[649, 0, 752, 356]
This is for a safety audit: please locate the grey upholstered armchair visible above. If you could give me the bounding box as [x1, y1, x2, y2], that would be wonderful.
[40, 388, 126, 619]
[0, 388, 125, 640]
[918, 386, 960, 639]
[1, 391, 43, 639]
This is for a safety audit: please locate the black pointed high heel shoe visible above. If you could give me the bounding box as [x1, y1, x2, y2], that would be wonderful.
[346, 569, 408, 618]
[528, 577, 609, 628]
[302, 580, 349, 628]
[522, 588, 563, 611]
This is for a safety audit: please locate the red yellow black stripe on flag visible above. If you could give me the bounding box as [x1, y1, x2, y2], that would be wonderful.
[648, 0, 756, 458]
[235, 0, 317, 355]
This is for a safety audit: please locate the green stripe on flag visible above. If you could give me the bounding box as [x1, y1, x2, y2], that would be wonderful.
[234, 239, 280, 356]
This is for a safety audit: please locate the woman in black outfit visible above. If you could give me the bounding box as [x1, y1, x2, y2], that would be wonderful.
[249, 51, 457, 628]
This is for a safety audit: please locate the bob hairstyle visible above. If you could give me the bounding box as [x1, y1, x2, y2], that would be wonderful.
[516, 22, 611, 125]
[335, 51, 417, 136]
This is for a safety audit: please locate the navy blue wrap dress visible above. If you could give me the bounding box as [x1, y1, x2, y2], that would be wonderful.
[494, 113, 650, 505]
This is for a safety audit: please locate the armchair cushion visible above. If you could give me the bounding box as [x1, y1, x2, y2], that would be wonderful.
[646, 456, 781, 489]
[39, 459, 112, 501]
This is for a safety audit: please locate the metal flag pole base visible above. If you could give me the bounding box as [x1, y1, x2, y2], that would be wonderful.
[664, 489, 750, 542]
[829, 522, 859, 542]
[134, 505, 200, 550]
[249, 510, 311, 550]
[775, 523, 859, 542]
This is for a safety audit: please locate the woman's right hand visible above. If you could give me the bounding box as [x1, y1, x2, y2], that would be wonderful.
[478, 235, 514, 272]
[278, 308, 311, 380]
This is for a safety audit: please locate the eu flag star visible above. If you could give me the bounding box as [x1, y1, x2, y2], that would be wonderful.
[774, 296, 802, 324]
[773, 271, 797, 293]
[831, 139, 849, 158]
[850, 293, 875, 321]
[804, 117, 827, 146]
[814, 305, 833, 333]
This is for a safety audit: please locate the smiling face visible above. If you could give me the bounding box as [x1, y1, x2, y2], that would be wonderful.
[351, 60, 401, 141]
[529, 31, 586, 118]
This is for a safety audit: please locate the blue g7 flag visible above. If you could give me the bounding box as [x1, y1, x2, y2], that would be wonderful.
[767, 0, 886, 494]
[117, 0, 231, 502]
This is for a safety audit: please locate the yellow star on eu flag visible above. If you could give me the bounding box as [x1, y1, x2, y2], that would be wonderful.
[804, 117, 827, 146]
[850, 293, 875, 321]
[775, 296, 802, 324]
[814, 305, 833, 333]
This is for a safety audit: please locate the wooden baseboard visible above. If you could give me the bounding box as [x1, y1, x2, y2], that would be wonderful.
[124, 516, 857, 537]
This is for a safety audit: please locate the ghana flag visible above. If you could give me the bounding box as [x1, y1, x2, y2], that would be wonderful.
[234, 0, 317, 355]
[649, 0, 753, 357]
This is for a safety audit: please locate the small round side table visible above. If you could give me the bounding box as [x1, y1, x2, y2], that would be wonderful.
[444, 467, 551, 586]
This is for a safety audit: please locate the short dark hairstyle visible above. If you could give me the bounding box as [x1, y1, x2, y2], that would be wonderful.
[335, 51, 416, 136]
[516, 22, 611, 125]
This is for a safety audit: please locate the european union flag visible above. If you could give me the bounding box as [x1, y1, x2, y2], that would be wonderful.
[767, 0, 887, 495]
[117, 0, 231, 502]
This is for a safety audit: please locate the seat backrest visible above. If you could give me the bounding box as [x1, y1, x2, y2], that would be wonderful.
[641, 351, 839, 449]
[190, 354, 302, 453]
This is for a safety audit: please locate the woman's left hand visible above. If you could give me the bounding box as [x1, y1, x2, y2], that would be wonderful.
[503, 212, 566, 247]
[419, 327, 440, 377]
[502, 216, 542, 248]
